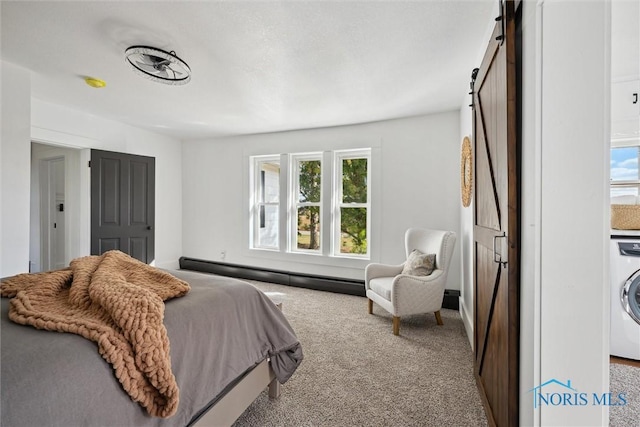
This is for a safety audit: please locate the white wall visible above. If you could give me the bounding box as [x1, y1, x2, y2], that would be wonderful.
[537, 1, 610, 425]
[459, 100, 474, 347]
[518, 1, 610, 426]
[519, 1, 541, 425]
[183, 112, 462, 286]
[30, 99, 184, 269]
[458, 0, 498, 351]
[1, 61, 31, 277]
[0, 60, 184, 274]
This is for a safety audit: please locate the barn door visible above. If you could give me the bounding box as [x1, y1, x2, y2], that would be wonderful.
[472, 1, 520, 426]
[90, 149, 155, 263]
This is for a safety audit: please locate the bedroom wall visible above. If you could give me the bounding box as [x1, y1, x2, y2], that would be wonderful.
[30, 99, 184, 269]
[182, 111, 462, 288]
[1, 61, 31, 277]
[0, 59, 184, 274]
[457, 0, 498, 350]
[458, 100, 473, 347]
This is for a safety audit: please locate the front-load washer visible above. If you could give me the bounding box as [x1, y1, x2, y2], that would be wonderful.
[610, 234, 640, 360]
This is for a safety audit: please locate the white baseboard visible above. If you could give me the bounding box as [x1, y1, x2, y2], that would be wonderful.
[459, 297, 474, 350]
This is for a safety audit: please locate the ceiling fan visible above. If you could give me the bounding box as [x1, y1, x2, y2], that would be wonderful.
[125, 46, 191, 85]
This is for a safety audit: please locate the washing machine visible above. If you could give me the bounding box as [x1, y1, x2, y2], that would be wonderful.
[610, 231, 640, 360]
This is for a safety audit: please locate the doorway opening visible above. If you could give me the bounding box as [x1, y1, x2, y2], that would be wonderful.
[29, 142, 84, 272]
[41, 156, 65, 271]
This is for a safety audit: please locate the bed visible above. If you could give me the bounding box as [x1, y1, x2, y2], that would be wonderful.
[0, 257, 303, 427]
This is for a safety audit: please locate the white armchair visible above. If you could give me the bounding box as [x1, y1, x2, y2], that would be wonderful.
[365, 228, 456, 335]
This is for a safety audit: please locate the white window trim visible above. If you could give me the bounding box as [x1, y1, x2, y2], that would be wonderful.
[332, 148, 371, 259]
[289, 152, 324, 254]
[250, 155, 280, 251]
[246, 146, 379, 271]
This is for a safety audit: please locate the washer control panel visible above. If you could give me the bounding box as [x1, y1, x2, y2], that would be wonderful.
[618, 242, 640, 256]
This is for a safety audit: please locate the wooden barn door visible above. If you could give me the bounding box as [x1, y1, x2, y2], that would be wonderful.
[472, 1, 520, 426]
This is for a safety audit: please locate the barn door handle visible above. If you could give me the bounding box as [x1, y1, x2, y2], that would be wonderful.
[495, 0, 505, 45]
[633, 93, 638, 104]
[493, 232, 508, 266]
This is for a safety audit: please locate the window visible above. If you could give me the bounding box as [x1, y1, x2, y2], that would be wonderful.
[249, 148, 371, 260]
[251, 156, 280, 249]
[291, 154, 322, 253]
[611, 146, 640, 198]
[334, 150, 370, 257]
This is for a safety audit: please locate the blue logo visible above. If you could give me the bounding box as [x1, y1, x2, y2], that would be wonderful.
[528, 379, 627, 408]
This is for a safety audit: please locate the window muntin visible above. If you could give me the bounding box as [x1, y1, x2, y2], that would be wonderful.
[334, 150, 370, 257]
[252, 156, 280, 249]
[292, 155, 322, 252]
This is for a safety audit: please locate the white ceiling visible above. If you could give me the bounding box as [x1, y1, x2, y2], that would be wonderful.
[1, 1, 498, 140]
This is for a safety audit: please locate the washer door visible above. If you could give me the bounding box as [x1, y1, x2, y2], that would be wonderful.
[623, 271, 640, 325]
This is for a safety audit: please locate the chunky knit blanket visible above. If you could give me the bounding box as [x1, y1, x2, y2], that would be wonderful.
[0, 250, 190, 418]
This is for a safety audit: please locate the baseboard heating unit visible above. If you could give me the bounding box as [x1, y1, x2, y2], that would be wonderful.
[178, 256, 460, 310]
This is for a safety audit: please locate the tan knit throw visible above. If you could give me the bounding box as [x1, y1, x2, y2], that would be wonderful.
[0, 250, 190, 418]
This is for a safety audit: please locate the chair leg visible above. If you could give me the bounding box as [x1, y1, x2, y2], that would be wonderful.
[435, 310, 443, 325]
[368, 298, 373, 314]
[392, 316, 400, 336]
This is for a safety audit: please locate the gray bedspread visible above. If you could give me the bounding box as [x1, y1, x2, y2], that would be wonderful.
[1, 269, 303, 427]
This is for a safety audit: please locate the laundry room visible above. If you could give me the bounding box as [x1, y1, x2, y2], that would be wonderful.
[609, 0, 640, 371]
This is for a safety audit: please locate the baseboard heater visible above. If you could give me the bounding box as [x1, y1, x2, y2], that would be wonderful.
[178, 256, 460, 310]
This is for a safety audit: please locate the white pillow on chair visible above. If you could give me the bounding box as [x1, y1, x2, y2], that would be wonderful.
[401, 249, 436, 276]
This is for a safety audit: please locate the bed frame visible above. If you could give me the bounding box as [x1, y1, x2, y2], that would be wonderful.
[193, 359, 280, 426]
[190, 279, 287, 426]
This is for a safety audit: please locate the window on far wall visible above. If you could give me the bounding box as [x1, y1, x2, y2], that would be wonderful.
[251, 156, 280, 250]
[292, 154, 322, 253]
[611, 145, 640, 199]
[334, 150, 370, 257]
[249, 148, 371, 259]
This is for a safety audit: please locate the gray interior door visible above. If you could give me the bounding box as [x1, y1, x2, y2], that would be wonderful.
[90, 149, 155, 263]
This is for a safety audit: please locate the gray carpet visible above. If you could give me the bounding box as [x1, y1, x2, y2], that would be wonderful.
[232, 281, 640, 426]
[610, 363, 640, 427]
[233, 281, 487, 427]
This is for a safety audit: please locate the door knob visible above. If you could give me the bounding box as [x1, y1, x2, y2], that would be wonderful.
[147, 226, 153, 230]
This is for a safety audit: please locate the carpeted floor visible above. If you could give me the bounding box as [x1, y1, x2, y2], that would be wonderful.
[610, 363, 640, 427]
[232, 281, 640, 427]
[233, 281, 487, 427]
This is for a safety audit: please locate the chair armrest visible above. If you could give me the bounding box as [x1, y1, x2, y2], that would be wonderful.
[365, 263, 404, 287]
[391, 270, 447, 315]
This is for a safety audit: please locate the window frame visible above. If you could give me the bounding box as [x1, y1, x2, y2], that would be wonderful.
[611, 144, 640, 199]
[250, 155, 281, 251]
[289, 152, 323, 254]
[248, 148, 374, 264]
[332, 149, 371, 258]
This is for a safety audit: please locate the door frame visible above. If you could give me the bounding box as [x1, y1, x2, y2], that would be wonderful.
[30, 138, 91, 272]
